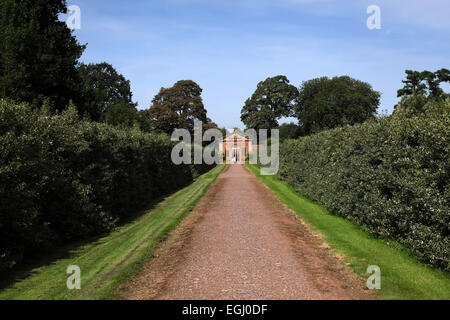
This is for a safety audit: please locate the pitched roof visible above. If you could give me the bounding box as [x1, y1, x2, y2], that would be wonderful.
[224, 128, 248, 140]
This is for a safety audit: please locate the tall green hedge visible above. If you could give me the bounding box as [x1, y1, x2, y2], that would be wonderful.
[0, 100, 212, 271]
[279, 110, 450, 270]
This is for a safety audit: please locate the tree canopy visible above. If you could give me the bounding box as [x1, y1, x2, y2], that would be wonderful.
[394, 69, 450, 117]
[278, 122, 302, 141]
[148, 80, 208, 135]
[202, 117, 219, 132]
[294, 76, 380, 135]
[0, 0, 85, 109]
[77, 62, 137, 121]
[241, 75, 298, 131]
[397, 69, 450, 99]
[105, 101, 138, 128]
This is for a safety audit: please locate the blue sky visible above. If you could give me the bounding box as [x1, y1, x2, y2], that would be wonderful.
[67, 0, 450, 128]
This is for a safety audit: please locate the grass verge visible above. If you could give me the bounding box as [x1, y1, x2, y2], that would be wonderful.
[247, 164, 449, 300]
[0, 164, 226, 300]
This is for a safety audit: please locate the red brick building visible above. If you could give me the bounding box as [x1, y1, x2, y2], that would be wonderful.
[219, 130, 257, 163]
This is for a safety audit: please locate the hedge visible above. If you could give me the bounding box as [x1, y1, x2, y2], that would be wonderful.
[279, 109, 450, 270]
[0, 100, 213, 271]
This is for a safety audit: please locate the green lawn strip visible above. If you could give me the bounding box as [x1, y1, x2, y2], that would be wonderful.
[246, 164, 450, 300]
[0, 164, 226, 300]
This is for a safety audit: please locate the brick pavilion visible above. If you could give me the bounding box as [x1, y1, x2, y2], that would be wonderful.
[219, 129, 258, 163]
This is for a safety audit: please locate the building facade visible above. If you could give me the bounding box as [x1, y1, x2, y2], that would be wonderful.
[219, 130, 257, 163]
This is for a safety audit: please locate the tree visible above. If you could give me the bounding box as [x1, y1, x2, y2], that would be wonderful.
[395, 69, 450, 116]
[397, 69, 450, 99]
[279, 122, 302, 141]
[77, 62, 137, 121]
[393, 94, 429, 118]
[202, 117, 218, 132]
[219, 128, 228, 138]
[295, 76, 380, 135]
[0, 0, 85, 108]
[422, 71, 444, 98]
[241, 75, 298, 131]
[105, 101, 138, 128]
[148, 80, 208, 135]
[135, 110, 153, 132]
[436, 68, 450, 83]
[397, 70, 428, 97]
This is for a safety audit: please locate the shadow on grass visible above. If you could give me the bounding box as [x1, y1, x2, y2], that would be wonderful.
[0, 191, 174, 292]
[0, 165, 219, 294]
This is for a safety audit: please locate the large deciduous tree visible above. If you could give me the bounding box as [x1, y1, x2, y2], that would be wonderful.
[241, 75, 298, 131]
[0, 0, 85, 108]
[294, 76, 380, 135]
[148, 80, 208, 135]
[77, 62, 137, 121]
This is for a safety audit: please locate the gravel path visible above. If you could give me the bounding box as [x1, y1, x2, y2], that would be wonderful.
[120, 165, 375, 300]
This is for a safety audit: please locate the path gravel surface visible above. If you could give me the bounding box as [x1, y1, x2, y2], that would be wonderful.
[120, 165, 375, 300]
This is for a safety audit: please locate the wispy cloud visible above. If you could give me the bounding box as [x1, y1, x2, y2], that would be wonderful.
[74, 0, 449, 127]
